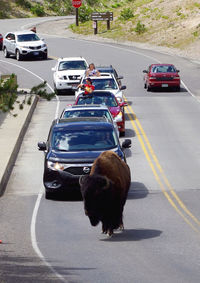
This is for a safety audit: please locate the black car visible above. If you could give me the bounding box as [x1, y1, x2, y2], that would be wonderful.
[38, 117, 131, 199]
[96, 65, 124, 86]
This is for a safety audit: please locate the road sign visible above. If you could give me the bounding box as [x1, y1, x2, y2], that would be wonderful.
[72, 0, 82, 8]
[91, 12, 113, 21]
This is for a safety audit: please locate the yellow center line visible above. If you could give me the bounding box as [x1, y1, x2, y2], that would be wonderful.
[124, 100, 200, 234]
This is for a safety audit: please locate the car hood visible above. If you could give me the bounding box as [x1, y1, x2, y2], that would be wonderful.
[47, 148, 120, 163]
[17, 40, 45, 47]
[56, 70, 86, 76]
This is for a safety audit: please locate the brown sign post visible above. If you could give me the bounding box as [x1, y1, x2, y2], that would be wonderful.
[91, 12, 113, 34]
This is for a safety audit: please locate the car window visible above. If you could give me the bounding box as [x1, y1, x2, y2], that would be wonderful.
[17, 33, 40, 42]
[83, 78, 118, 90]
[77, 95, 118, 107]
[51, 128, 118, 151]
[62, 109, 112, 120]
[151, 65, 176, 73]
[58, 61, 87, 71]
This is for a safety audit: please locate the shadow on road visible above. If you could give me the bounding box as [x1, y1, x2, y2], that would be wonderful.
[128, 181, 149, 200]
[0, 253, 95, 282]
[101, 228, 162, 242]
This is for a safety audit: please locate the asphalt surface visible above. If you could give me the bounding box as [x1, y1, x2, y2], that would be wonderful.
[1, 16, 200, 283]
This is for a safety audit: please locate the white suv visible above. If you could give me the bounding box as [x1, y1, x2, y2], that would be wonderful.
[52, 57, 88, 95]
[75, 73, 126, 103]
[3, 30, 48, 61]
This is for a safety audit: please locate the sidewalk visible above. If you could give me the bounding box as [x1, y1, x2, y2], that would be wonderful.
[0, 94, 38, 196]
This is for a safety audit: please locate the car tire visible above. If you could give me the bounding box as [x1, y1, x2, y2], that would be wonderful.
[175, 86, 180, 92]
[16, 49, 23, 61]
[147, 84, 151, 91]
[4, 47, 10, 58]
[45, 191, 54, 200]
[43, 53, 48, 60]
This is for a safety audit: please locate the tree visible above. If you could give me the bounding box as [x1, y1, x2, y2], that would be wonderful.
[0, 74, 55, 116]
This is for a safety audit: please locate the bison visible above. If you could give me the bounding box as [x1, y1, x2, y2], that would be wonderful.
[79, 151, 131, 236]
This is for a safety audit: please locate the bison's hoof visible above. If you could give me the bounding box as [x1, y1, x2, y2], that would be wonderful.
[119, 224, 124, 231]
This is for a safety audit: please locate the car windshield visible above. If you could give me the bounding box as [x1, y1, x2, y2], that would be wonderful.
[77, 94, 118, 107]
[83, 78, 118, 90]
[52, 128, 118, 151]
[59, 61, 87, 71]
[17, 34, 40, 42]
[62, 109, 112, 121]
[151, 65, 176, 73]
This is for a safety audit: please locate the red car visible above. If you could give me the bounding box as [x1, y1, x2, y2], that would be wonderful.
[75, 91, 127, 136]
[143, 64, 181, 91]
[0, 34, 3, 50]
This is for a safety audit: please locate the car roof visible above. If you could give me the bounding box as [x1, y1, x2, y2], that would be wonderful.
[78, 90, 115, 98]
[53, 117, 114, 130]
[150, 63, 175, 67]
[57, 57, 87, 62]
[7, 30, 35, 35]
[63, 104, 109, 111]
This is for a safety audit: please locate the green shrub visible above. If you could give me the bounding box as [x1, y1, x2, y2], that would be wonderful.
[79, 4, 93, 23]
[120, 8, 134, 20]
[16, 0, 32, 9]
[134, 21, 147, 34]
[31, 4, 45, 17]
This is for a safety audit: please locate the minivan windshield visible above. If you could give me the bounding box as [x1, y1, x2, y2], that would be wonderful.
[17, 34, 40, 42]
[52, 128, 118, 151]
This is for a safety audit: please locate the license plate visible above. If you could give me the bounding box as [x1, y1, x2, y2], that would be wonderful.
[33, 51, 39, 55]
[162, 84, 168, 87]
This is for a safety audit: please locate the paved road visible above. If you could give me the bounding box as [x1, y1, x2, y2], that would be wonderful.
[0, 17, 200, 283]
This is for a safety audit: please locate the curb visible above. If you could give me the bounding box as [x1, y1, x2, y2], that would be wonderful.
[0, 95, 39, 197]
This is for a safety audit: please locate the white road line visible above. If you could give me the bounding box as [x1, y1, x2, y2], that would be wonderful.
[0, 59, 64, 281]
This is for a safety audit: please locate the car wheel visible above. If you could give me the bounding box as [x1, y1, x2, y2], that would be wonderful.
[175, 86, 180, 92]
[4, 47, 10, 58]
[43, 53, 48, 60]
[16, 49, 23, 61]
[147, 84, 151, 91]
[45, 191, 54, 200]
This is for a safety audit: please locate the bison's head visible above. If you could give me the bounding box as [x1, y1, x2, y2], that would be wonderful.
[79, 174, 111, 226]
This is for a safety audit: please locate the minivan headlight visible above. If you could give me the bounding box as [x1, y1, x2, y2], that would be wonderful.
[47, 161, 65, 171]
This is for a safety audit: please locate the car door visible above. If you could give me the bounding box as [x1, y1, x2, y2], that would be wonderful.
[9, 33, 16, 55]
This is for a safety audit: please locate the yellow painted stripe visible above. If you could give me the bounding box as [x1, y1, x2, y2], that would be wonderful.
[125, 103, 200, 234]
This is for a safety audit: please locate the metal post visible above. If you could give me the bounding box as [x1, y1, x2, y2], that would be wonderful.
[107, 20, 110, 30]
[76, 8, 79, 26]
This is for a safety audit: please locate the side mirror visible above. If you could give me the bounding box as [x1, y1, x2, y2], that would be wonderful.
[176, 70, 180, 73]
[117, 76, 124, 80]
[120, 85, 126, 90]
[122, 139, 131, 149]
[143, 70, 148, 73]
[51, 67, 56, 72]
[119, 102, 128, 107]
[41, 38, 44, 41]
[37, 141, 46, 151]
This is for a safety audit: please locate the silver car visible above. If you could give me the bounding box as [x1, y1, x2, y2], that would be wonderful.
[60, 104, 120, 136]
[3, 30, 48, 61]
